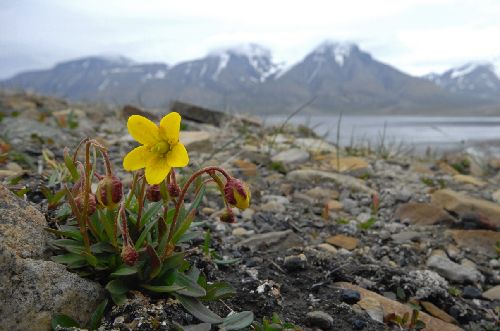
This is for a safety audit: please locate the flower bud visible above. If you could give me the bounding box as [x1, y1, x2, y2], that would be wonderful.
[96, 175, 123, 209]
[167, 182, 180, 198]
[220, 210, 236, 223]
[74, 192, 97, 215]
[146, 184, 162, 202]
[224, 178, 251, 210]
[121, 244, 139, 266]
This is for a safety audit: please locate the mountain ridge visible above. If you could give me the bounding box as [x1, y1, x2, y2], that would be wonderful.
[2, 41, 500, 115]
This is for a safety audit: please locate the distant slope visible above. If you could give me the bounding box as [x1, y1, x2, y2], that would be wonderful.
[2, 42, 499, 114]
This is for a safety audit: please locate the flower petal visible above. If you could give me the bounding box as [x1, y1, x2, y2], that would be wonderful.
[145, 155, 171, 185]
[159, 112, 181, 145]
[167, 143, 189, 167]
[127, 115, 160, 145]
[123, 146, 153, 171]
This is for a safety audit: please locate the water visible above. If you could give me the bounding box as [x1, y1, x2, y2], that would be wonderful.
[263, 115, 500, 156]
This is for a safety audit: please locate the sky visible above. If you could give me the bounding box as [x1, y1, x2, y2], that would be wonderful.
[1, 0, 500, 79]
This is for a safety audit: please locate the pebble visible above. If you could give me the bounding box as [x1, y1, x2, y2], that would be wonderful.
[306, 310, 334, 330]
[340, 289, 361, 304]
[462, 286, 482, 299]
[283, 253, 307, 271]
[352, 319, 367, 330]
[482, 285, 500, 300]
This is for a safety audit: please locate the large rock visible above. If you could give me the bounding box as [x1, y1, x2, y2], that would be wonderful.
[0, 248, 104, 330]
[431, 189, 500, 229]
[287, 169, 375, 195]
[336, 282, 463, 331]
[426, 250, 484, 284]
[294, 138, 337, 153]
[394, 203, 455, 226]
[271, 148, 310, 164]
[170, 100, 229, 126]
[0, 184, 51, 258]
[446, 230, 500, 258]
[0, 184, 105, 330]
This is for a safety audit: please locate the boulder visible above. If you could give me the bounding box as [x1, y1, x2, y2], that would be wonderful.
[431, 189, 500, 229]
[426, 250, 484, 283]
[170, 100, 228, 126]
[271, 148, 310, 165]
[446, 230, 500, 258]
[0, 184, 105, 330]
[394, 203, 455, 226]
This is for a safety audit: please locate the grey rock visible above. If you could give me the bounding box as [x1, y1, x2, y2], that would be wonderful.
[426, 250, 484, 283]
[0, 247, 105, 331]
[287, 169, 376, 195]
[0, 184, 105, 331]
[271, 148, 310, 165]
[399, 270, 449, 299]
[283, 253, 307, 271]
[0, 184, 51, 258]
[236, 230, 303, 252]
[391, 231, 421, 244]
[306, 310, 334, 330]
[462, 286, 482, 299]
[340, 289, 361, 304]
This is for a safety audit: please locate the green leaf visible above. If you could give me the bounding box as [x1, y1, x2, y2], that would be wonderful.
[106, 279, 129, 295]
[203, 281, 236, 301]
[111, 265, 139, 277]
[185, 186, 206, 216]
[51, 239, 85, 254]
[141, 284, 185, 293]
[358, 217, 377, 230]
[142, 201, 163, 226]
[51, 314, 79, 330]
[146, 245, 162, 280]
[134, 218, 159, 250]
[222, 311, 254, 330]
[172, 209, 196, 244]
[174, 272, 206, 297]
[396, 287, 406, 301]
[89, 299, 108, 330]
[63, 149, 80, 182]
[45, 227, 83, 241]
[177, 230, 203, 243]
[52, 253, 87, 268]
[177, 295, 223, 324]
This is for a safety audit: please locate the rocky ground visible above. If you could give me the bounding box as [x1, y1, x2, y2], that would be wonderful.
[0, 90, 499, 331]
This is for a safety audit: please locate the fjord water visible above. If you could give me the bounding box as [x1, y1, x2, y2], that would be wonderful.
[263, 115, 500, 156]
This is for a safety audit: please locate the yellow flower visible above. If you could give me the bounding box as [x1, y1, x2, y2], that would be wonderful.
[123, 112, 189, 184]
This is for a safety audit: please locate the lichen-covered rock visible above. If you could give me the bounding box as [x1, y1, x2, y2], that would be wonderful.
[0, 184, 105, 331]
[0, 184, 51, 258]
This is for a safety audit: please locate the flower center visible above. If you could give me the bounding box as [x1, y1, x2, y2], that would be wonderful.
[151, 141, 170, 155]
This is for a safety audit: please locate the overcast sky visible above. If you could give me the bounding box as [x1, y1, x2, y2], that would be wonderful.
[1, 0, 500, 79]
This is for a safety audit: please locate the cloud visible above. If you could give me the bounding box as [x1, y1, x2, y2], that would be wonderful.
[1, 0, 500, 78]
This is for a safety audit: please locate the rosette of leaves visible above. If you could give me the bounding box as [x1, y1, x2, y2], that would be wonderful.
[48, 144, 253, 330]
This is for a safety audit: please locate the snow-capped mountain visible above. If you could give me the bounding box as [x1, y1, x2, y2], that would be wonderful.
[1, 42, 498, 114]
[424, 59, 500, 100]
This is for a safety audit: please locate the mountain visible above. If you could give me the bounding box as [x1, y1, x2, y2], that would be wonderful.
[424, 60, 500, 101]
[2, 42, 499, 114]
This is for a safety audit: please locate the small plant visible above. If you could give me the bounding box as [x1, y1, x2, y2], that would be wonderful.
[49, 112, 253, 329]
[358, 217, 377, 230]
[384, 309, 426, 330]
[448, 287, 462, 297]
[252, 313, 301, 331]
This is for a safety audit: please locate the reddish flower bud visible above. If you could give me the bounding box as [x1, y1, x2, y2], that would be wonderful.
[96, 175, 123, 209]
[146, 184, 162, 202]
[74, 193, 97, 215]
[121, 244, 139, 266]
[220, 210, 236, 223]
[167, 182, 180, 198]
[224, 178, 251, 210]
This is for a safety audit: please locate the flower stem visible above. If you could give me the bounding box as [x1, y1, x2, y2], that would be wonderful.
[135, 176, 147, 231]
[165, 166, 230, 247]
